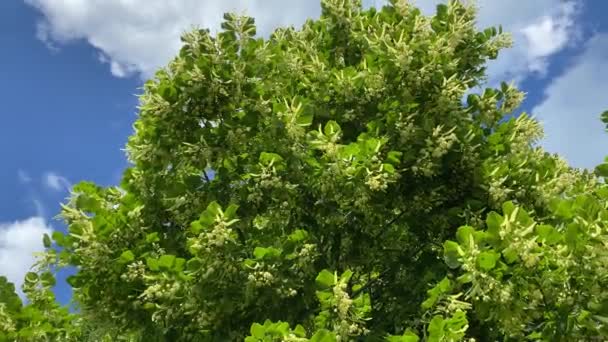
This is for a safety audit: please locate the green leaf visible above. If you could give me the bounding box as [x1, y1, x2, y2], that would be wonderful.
[119, 250, 135, 264]
[297, 113, 314, 127]
[456, 226, 475, 246]
[457, 272, 474, 284]
[552, 199, 573, 219]
[206, 201, 222, 217]
[288, 229, 308, 243]
[386, 151, 403, 165]
[501, 201, 516, 217]
[485, 212, 502, 241]
[386, 335, 405, 342]
[339, 269, 353, 284]
[66, 275, 81, 287]
[274, 322, 290, 335]
[443, 311, 468, 340]
[42, 233, 51, 248]
[259, 152, 283, 166]
[502, 247, 519, 264]
[305, 157, 322, 169]
[383, 163, 396, 174]
[191, 220, 204, 234]
[250, 323, 265, 338]
[310, 329, 336, 342]
[593, 315, 608, 324]
[253, 247, 281, 260]
[24, 272, 38, 284]
[484, 27, 497, 38]
[186, 258, 202, 272]
[273, 101, 289, 115]
[223, 157, 237, 171]
[600, 110, 608, 124]
[577, 310, 591, 323]
[488, 133, 502, 145]
[39, 322, 53, 333]
[143, 302, 156, 310]
[315, 269, 336, 289]
[146, 257, 160, 271]
[565, 223, 579, 248]
[536, 225, 562, 245]
[422, 277, 451, 309]
[198, 210, 216, 229]
[224, 204, 239, 219]
[402, 330, 420, 342]
[158, 82, 177, 101]
[40, 272, 56, 287]
[467, 94, 480, 107]
[595, 163, 608, 177]
[146, 232, 160, 243]
[174, 258, 186, 272]
[158, 255, 176, 270]
[443, 241, 462, 269]
[72, 181, 100, 195]
[427, 315, 446, 341]
[294, 324, 306, 338]
[323, 120, 341, 137]
[40, 274, 55, 290]
[435, 4, 448, 18]
[436, 277, 451, 292]
[477, 251, 499, 270]
[514, 206, 533, 226]
[199, 202, 222, 228]
[51, 231, 65, 246]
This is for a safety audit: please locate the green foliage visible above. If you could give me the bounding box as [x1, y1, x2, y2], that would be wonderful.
[438, 199, 608, 340]
[0, 275, 84, 341]
[2, 0, 607, 341]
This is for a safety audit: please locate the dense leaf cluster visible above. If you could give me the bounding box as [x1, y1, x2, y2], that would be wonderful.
[1, 0, 607, 341]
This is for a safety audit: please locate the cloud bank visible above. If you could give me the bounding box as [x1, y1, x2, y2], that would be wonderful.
[25, 0, 322, 78]
[25, 0, 580, 82]
[43, 171, 72, 192]
[533, 34, 608, 170]
[27, 0, 602, 169]
[0, 217, 52, 297]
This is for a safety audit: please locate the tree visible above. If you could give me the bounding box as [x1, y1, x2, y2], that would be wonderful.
[2, 0, 607, 340]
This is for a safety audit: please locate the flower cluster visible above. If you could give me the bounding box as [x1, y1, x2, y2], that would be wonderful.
[140, 281, 182, 303]
[412, 125, 458, 177]
[120, 260, 146, 282]
[0, 304, 15, 334]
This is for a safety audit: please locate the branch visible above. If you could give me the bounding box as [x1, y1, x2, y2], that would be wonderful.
[383, 210, 407, 230]
[373, 210, 408, 239]
[351, 244, 425, 298]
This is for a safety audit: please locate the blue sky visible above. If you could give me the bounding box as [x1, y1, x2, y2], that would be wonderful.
[1, 0, 607, 304]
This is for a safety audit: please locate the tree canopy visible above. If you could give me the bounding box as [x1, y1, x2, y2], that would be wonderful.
[2, 0, 608, 341]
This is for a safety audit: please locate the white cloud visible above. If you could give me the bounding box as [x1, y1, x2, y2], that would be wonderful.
[17, 170, 32, 184]
[25, 0, 581, 81]
[43, 172, 72, 192]
[32, 199, 46, 218]
[518, 2, 579, 75]
[532, 33, 608, 170]
[412, 0, 581, 84]
[17, 170, 47, 217]
[0, 217, 53, 297]
[24, 0, 323, 78]
[522, 9, 574, 59]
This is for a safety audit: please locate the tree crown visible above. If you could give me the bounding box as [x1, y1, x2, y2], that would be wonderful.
[2, 1, 607, 341]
